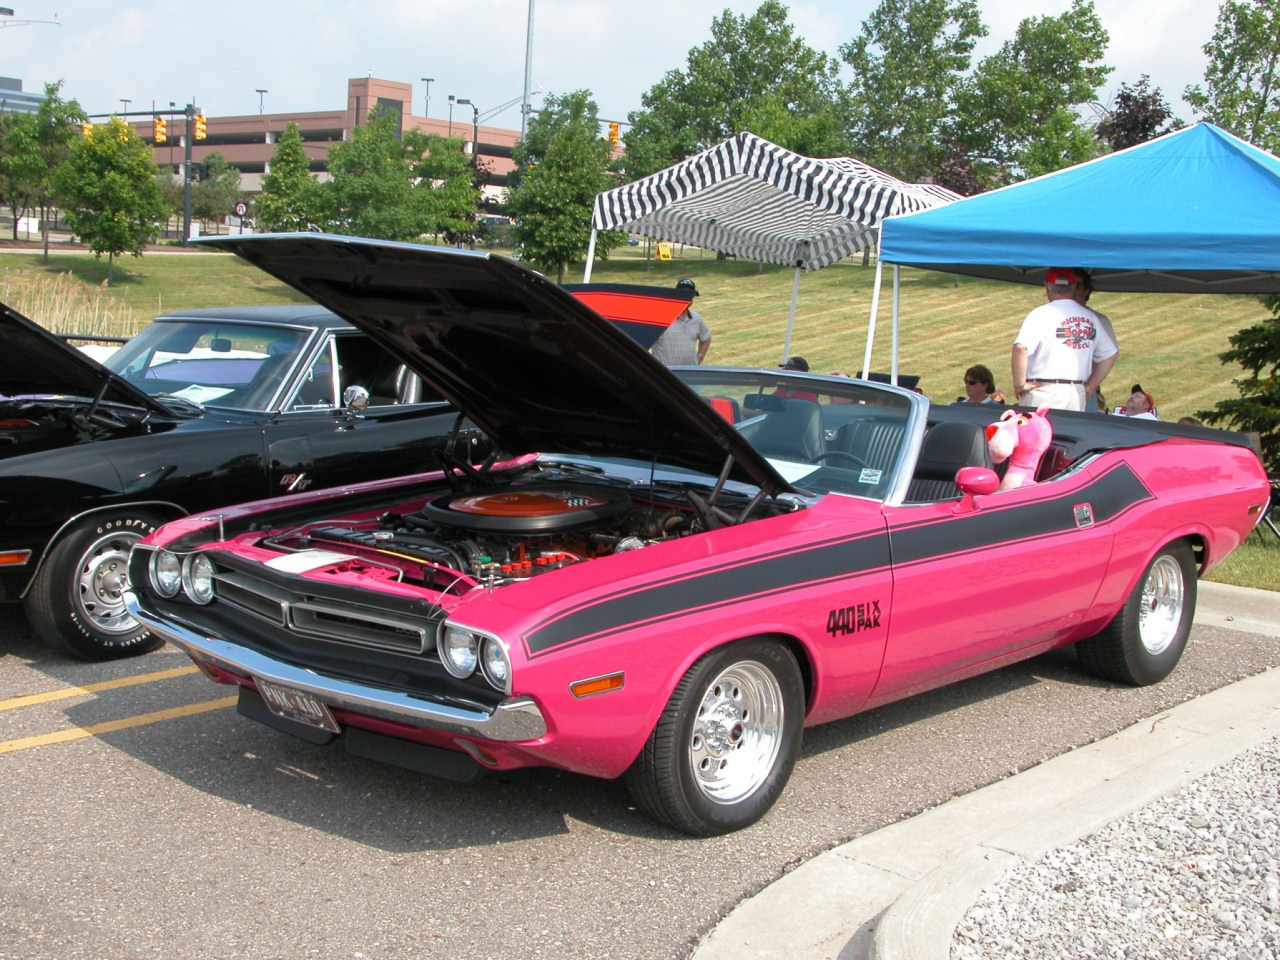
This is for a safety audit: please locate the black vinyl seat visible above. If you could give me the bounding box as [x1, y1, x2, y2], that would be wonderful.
[905, 421, 992, 503]
[834, 418, 908, 473]
[746, 397, 824, 462]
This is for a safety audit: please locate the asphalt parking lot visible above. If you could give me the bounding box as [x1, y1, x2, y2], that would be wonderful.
[3, 601, 1279, 960]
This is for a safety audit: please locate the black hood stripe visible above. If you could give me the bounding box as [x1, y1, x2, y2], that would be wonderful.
[522, 463, 1153, 657]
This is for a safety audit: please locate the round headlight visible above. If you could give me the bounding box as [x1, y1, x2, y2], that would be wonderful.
[438, 625, 478, 678]
[480, 637, 511, 692]
[149, 550, 182, 598]
[181, 553, 216, 605]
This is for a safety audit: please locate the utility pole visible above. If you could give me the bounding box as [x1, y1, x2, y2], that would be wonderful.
[521, 0, 535, 139]
[182, 104, 194, 244]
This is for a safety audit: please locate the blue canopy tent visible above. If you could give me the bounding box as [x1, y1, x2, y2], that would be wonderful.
[868, 123, 1280, 380]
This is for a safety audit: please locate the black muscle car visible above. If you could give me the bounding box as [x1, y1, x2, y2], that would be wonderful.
[0, 302, 480, 659]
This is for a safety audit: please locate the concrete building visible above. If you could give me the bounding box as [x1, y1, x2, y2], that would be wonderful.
[141, 77, 521, 204]
[0, 77, 45, 114]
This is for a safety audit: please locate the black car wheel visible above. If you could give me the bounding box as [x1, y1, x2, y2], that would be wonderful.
[625, 639, 804, 836]
[1076, 540, 1196, 686]
[25, 510, 166, 660]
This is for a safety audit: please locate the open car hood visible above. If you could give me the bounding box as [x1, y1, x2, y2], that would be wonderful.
[0, 302, 171, 415]
[197, 234, 790, 494]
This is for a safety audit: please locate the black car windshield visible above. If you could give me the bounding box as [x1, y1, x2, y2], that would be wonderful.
[104, 320, 311, 411]
[670, 368, 918, 500]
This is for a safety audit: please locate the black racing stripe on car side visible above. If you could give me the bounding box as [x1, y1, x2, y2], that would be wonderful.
[523, 463, 1152, 657]
[523, 531, 893, 656]
[890, 462, 1154, 566]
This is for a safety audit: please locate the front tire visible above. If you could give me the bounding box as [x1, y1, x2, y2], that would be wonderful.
[25, 510, 166, 660]
[626, 639, 804, 836]
[1076, 540, 1196, 686]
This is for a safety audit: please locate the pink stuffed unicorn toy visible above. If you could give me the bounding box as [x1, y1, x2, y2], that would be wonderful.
[985, 407, 1053, 491]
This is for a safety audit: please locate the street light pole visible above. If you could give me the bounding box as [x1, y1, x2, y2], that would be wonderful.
[454, 98, 478, 166]
[255, 88, 267, 114]
[447, 94, 455, 137]
[119, 98, 130, 115]
[421, 77, 434, 117]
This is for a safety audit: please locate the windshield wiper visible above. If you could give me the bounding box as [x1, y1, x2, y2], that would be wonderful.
[153, 393, 206, 417]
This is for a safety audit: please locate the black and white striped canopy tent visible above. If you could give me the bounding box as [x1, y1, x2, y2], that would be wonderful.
[583, 132, 959, 364]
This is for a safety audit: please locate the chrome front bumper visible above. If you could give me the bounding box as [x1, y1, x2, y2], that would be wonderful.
[124, 593, 547, 742]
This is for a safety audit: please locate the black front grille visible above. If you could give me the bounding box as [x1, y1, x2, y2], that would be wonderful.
[209, 560, 443, 657]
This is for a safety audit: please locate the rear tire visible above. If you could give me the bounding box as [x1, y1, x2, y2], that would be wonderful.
[25, 510, 166, 661]
[1076, 540, 1196, 686]
[625, 639, 804, 836]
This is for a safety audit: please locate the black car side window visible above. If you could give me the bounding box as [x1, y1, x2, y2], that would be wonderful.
[289, 339, 340, 409]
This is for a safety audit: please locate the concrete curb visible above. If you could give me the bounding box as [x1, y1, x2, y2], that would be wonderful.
[691, 582, 1280, 960]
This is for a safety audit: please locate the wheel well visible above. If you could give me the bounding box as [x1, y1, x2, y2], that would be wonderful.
[21, 501, 188, 598]
[1185, 533, 1207, 572]
[753, 632, 816, 709]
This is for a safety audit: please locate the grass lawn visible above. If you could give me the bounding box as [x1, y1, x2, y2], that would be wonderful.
[3, 241, 1276, 589]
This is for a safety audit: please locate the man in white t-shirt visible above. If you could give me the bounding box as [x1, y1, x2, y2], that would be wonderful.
[1012, 267, 1118, 412]
[1073, 268, 1117, 414]
[651, 278, 712, 366]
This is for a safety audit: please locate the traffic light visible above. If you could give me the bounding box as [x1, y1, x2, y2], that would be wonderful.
[607, 121, 619, 148]
[153, 116, 167, 144]
[193, 114, 207, 140]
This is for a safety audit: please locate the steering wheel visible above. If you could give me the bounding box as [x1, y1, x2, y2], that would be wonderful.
[811, 450, 873, 469]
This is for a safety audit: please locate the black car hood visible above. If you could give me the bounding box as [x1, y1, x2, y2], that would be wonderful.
[197, 234, 789, 494]
[0, 302, 171, 416]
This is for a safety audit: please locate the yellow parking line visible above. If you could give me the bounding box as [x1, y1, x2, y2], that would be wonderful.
[0, 665, 201, 713]
[0, 696, 237, 755]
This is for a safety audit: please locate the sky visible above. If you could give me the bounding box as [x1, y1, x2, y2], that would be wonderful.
[0, 0, 1222, 131]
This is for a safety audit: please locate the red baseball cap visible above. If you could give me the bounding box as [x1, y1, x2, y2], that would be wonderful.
[1044, 267, 1079, 287]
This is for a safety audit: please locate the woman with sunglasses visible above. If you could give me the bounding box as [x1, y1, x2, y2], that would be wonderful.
[956, 364, 1005, 404]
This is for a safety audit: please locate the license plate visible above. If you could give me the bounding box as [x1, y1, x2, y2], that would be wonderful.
[254, 676, 341, 734]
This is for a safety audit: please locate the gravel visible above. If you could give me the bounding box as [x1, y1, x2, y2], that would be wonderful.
[952, 737, 1280, 960]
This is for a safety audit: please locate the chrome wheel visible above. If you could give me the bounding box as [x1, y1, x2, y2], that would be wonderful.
[1138, 554, 1184, 657]
[75, 529, 141, 635]
[688, 660, 785, 805]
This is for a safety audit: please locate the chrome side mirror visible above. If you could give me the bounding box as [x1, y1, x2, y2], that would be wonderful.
[343, 384, 369, 414]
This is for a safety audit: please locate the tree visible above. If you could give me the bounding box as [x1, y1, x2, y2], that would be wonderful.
[31, 83, 88, 261]
[1185, 0, 1280, 152]
[252, 122, 319, 233]
[153, 169, 183, 236]
[407, 130, 481, 241]
[55, 117, 166, 283]
[1199, 303, 1280, 472]
[191, 151, 242, 234]
[1096, 75, 1179, 151]
[508, 91, 614, 282]
[957, 0, 1112, 182]
[0, 111, 39, 239]
[624, 1, 849, 177]
[840, 0, 987, 181]
[315, 109, 476, 241]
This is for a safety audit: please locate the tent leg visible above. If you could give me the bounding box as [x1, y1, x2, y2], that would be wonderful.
[582, 229, 598, 282]
[781, 267, 801, 364]
[862, 259, 883, 379]
[891, 264, 900, 386]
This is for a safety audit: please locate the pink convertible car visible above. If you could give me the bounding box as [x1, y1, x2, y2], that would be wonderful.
[126, 235, 1270, 835]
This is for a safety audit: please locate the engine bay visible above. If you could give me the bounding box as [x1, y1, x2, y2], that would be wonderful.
[262, 480, 747, 594]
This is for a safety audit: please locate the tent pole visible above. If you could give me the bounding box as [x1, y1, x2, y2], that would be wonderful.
[862, 259, 883, 379]
[582, 229, 598, 282]
[891, 264, 900, 386]
[781, 266, 801, 364]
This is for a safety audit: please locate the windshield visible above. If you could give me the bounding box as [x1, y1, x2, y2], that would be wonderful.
[672, 368, 919, 500]
[104, 320, 312, 411]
